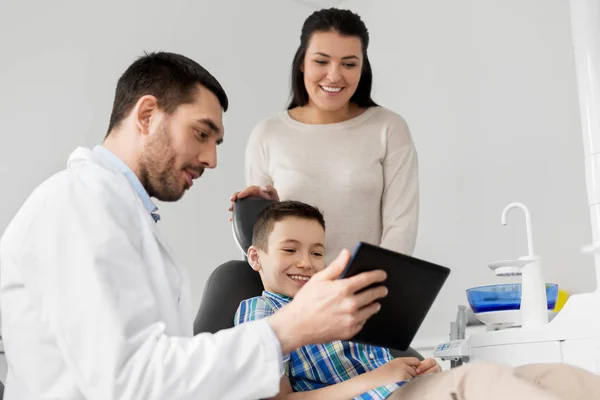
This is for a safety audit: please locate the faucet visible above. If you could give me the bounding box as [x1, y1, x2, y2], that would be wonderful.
[494, 202, 549, 328]
[501, 202, 535, 257]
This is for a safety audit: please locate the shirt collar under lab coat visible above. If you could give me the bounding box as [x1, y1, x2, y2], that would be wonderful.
[92, 145, 161, 222]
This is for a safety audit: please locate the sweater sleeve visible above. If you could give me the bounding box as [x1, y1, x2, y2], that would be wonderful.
[245, 122, 274, 187]
[379, 115, 419, 255]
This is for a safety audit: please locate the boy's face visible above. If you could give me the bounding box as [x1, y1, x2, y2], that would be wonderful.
[249, 216, 326, 298]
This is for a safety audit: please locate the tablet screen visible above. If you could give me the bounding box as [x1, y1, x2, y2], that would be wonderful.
[340, 242, 451, 351]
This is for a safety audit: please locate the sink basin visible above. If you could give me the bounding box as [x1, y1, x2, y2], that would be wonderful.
[467, 283, 558, 313]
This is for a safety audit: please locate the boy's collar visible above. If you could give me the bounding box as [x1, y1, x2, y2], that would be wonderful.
[263, 290, 293, 303]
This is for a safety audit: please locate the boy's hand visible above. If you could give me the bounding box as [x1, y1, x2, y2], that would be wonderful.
[375, 357, 420, 384]
[416, 358, 441, 375]
[228, 185, 280, 221]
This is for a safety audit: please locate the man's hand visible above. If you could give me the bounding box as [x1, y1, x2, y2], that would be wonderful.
[416, 358, 442, 376]
[267, 249, 388, 354]
[228, 185, 280, 221]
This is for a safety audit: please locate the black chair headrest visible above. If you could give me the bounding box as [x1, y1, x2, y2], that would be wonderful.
[232, 196, 275, 255]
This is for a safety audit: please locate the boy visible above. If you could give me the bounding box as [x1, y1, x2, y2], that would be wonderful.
[234, 201, 440, 399]
[234, 200, 600, 400]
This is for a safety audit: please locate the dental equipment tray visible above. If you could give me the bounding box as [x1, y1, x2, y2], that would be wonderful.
[340, 242, 451, 351]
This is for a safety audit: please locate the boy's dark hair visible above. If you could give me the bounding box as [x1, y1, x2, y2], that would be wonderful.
[105, 51, 228, 137]
[252, 201, 326, 251]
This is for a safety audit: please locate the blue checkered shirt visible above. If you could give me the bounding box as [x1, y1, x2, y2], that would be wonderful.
[234, 291, 405, 400]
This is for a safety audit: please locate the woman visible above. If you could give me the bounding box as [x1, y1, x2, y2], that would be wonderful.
[232, 8, 418, 262]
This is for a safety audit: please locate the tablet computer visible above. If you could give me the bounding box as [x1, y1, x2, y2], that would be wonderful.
[340, 242, 451, 351]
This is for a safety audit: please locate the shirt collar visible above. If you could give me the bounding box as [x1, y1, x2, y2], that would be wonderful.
[263, 290, 292, 304]
[92, 145, 161, 222]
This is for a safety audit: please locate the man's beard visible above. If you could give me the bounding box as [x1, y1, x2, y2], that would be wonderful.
[139, 122, 185, 202]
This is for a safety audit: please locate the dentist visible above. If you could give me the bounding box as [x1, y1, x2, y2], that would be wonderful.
[0, 52, 387, 400]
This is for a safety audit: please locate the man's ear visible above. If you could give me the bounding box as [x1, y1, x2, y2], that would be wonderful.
[133, 94, 159, 136]
[247, 246, 261, 272]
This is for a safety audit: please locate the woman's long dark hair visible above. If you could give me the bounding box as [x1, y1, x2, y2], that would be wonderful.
[287, 8, 378, 110]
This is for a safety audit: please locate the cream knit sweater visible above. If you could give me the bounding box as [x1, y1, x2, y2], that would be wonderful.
[245, 106, 419, 263]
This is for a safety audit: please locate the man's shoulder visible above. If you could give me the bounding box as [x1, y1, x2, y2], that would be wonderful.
[64, 149, 141, 209]
[3, 149, 140, 238]
[21, 148, 130, 202]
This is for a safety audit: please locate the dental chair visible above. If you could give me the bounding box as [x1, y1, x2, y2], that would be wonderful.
[193, 196, 423, 361]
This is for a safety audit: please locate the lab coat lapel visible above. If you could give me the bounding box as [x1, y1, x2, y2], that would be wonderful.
[150, 222, 176, 267]
[151, 225, 193, 335]
[80, 146, 193, 335]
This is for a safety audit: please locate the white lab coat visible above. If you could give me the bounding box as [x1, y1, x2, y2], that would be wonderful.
[0, 147, 282, 400]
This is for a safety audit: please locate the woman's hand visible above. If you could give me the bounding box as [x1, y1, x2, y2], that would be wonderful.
[228, 185, 280, 221]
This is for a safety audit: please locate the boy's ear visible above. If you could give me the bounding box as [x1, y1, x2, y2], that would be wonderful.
[247, 246, 261, 272]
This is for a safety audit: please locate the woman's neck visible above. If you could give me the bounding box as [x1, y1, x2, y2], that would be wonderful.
[290, 103, 365, 125]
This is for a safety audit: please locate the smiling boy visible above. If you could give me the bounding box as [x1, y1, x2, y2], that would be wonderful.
[234, 201, 439, 399]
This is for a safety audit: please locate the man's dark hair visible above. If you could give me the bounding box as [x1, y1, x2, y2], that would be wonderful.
[105, 51, 228, 137]
[252, 201, 326, 251]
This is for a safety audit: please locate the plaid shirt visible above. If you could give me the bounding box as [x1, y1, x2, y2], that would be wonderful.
[234, 291, 405, 400]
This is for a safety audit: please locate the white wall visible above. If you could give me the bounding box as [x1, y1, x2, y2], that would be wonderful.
[0, 0, 594, 345]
